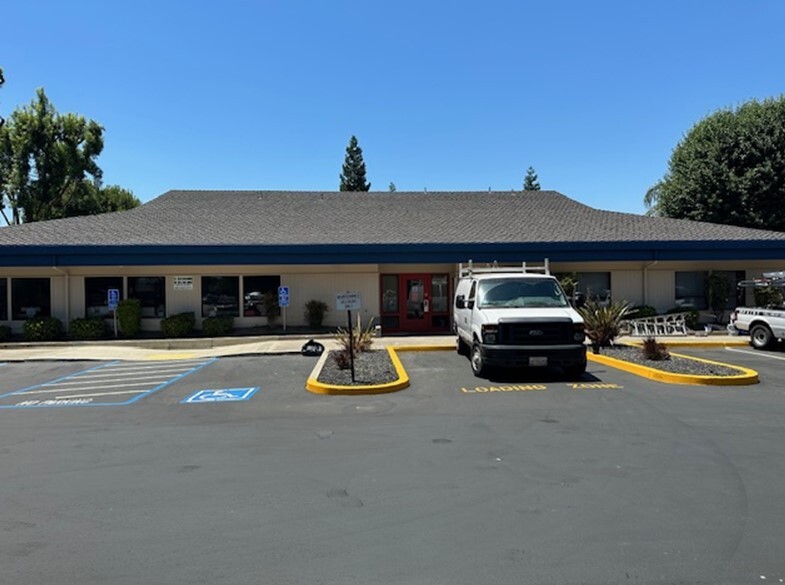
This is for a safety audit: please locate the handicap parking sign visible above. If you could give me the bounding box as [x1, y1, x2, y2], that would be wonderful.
[181, 387, 259, 404]
[107, 288, 120, 310]
[278, 286, 290, 307]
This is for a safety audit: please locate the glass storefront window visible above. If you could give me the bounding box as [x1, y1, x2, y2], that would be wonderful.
[0, 278, 8, 321]
[381, 275, 398, 313]
[242, 275, 280, 317]
[12, 278, 51, 320]
[431, 274, 448, 312]
[676, 271, 745, 311]
[577, 272, 611, 302]
[202, 276, 240, 317]
[85, 277, 123, 318]
[128, 277, 166, 318]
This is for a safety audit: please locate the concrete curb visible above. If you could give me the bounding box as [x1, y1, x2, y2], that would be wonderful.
[588, 351, 759, 386]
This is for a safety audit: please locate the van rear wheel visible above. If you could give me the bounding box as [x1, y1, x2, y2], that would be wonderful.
[470, 343, 488, 377]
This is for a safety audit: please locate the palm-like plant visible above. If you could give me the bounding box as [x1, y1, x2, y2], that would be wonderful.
[579, 299, 632, 347]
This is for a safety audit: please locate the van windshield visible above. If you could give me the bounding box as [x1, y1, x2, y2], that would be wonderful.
[477, 278, 569, 309]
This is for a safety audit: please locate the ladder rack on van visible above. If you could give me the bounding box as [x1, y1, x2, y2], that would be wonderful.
[458, 259, 550, 278]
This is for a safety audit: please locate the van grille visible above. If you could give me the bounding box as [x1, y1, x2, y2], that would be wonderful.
[498, 319, 572, 345]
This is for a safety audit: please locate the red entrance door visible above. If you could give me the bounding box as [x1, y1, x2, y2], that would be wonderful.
[380, 273, 451, 333]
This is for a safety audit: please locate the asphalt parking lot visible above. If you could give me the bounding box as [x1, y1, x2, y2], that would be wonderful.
[1, 348, 785, 585]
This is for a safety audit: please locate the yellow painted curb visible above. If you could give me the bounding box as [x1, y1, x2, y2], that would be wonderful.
[306, 346, 411, 395]
[588, 351, 758, 386]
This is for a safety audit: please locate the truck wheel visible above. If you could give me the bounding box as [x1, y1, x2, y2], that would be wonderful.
[564, 362, 586, 379]
[456, 336, 469, 356]
[750, 324, 774, 349]
[470, 343, 488, 377]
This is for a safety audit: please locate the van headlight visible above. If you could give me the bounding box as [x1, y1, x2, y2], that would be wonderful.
[573, 323, 585, 342]
[482, 324, 498, 344]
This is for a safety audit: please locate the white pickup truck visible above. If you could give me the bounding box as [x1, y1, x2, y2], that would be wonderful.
[453, 260, 586, 377]
[730, 271, 785, 349]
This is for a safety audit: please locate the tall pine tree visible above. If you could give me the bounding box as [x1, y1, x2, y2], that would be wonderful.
[523, 166, 540, 190]
[339, 135, 371, 191]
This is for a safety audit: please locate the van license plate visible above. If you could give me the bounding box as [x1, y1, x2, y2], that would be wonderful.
[529, 357, 548, 367]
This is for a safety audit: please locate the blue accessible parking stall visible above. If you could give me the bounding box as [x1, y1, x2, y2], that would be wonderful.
[0, 358, 217, 409]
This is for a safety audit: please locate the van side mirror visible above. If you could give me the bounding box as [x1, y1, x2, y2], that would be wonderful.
[455, 295, 466, 309]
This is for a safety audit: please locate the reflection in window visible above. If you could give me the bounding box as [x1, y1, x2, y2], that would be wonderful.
[0, 278, 8, 321]
[85, 277, 123, 318]
[675, 272, 706, 310]
[202, 276, 240, 317]
[577, 272, 611, 302]
[430, 274, 448, 313]
[129, 277, 166, 318]
[381, 275, 398, 313]
[676, 271, 744, 311]
[243, 275, 280, 317]
[12, 278, 51, 320]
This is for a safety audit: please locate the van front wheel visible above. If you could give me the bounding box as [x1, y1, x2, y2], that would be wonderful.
[470, 343, 488, 377]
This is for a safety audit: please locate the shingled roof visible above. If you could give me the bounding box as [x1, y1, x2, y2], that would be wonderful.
[2, 189, 785, 246]
[1, 190, 785, 266]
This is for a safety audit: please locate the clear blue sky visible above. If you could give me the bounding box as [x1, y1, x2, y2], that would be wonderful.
[3, 0, 784, 214]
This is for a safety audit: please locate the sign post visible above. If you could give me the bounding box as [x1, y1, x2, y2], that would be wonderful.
[107, 288, 120, 338]
[278, 286, 290, 332]
[335, 292, 362, 382]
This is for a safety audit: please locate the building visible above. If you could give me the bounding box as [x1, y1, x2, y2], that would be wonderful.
[2, 190, 785, 334]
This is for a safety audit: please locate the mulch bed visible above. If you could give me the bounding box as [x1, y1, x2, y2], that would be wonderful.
[316, 345, 746, 387]
[317, 350, 398, 386]
[594, 345, 744, 376]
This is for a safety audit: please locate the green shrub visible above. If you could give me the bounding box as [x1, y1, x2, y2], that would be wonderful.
[69, 317, 108, 340]
[202, 315, 234, 337]
[117, 298, 142, 338]
[0, 325, 11, 342]
[262, 292, 280, 326]
[304, 300, 329, 328]
[627, 305, 657, 319]
[23, 316, 64, 341]
[666, 307, 699, 330]
[579, 299, 632, 347]
[160, 312, 195, 338]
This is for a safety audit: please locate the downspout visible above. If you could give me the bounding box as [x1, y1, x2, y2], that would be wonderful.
[52, 258, 70, 330]
[643, 257, 658, 306]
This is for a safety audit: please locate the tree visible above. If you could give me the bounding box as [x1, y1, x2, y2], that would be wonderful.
[523, 166, 540, 190]
[388, 181, 397, 192]
[339, 135, 371, 191]
[0, 88, 139, 225]
[644, 96, 785, 231]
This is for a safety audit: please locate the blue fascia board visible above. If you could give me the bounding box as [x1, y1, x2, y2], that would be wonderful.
[2, 240, 785, 267]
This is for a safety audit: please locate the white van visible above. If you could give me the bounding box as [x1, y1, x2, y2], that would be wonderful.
[454, 261, 586, 377]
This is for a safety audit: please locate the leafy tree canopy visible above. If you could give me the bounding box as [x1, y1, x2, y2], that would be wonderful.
[0, 87, 139, 225]
[339, 135, 371, 192]
[645, 96, 785, 231]
[523, 166, 540, 190]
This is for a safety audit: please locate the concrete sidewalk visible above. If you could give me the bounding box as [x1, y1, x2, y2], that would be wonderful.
[0, 332, 751, 362]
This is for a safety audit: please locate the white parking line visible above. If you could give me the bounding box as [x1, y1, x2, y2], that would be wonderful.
[77, 365, 198, 376]
[57, 389, 159, 399]
[43, 373, 189, 386]
[22, 380, 173, 395]
[726, 347, 785, 362]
